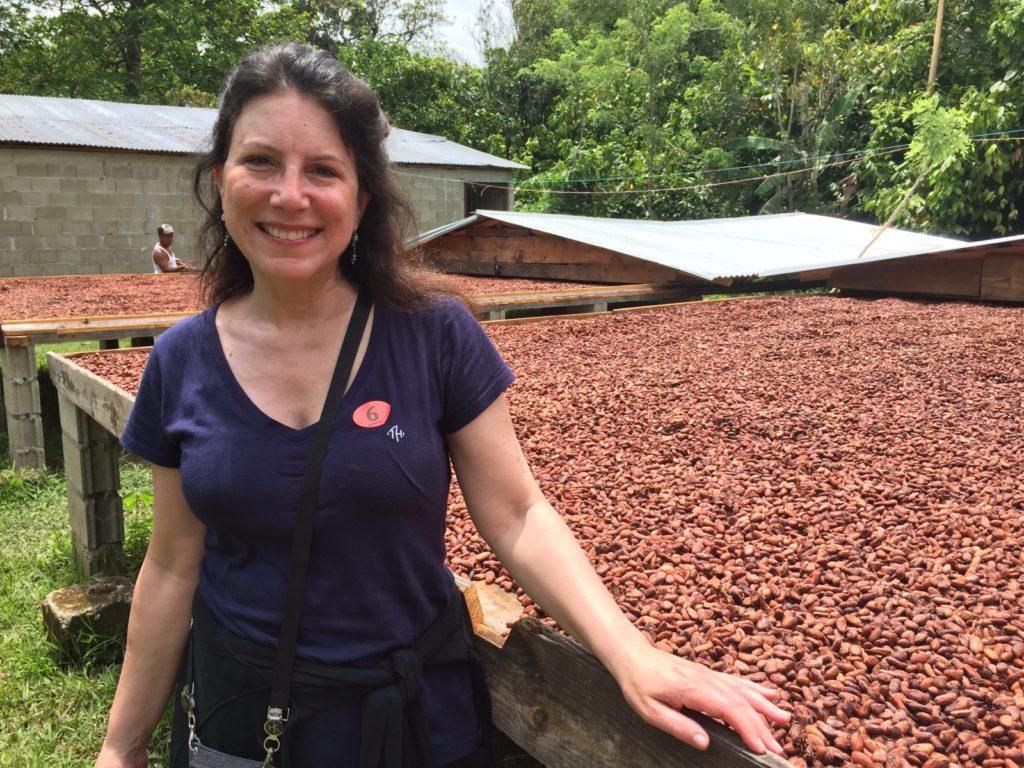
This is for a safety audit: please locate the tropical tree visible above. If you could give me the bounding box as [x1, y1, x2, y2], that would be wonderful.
[852, 0, 1024, 235]
[290, 0, 446, 56]
[0, 0, 308, 104]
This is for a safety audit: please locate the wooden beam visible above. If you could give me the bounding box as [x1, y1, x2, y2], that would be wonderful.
[477, 616, 790, 768]
[980, 252, 1024, 302]
[454, 575, 525, 648]
[829, 254, 983, 298]
[438, 234, 687, 284]
[46, 351, 134, 437]
[445, 260, 681, 284]
[0, 311, 196, 346]
[454, 575, 786, 767]
[471, 283, 699, 312]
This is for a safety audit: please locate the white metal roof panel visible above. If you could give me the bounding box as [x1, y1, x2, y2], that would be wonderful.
[0, 94, 525, 168]
[421, 210, 978, 281]
[387, 128, 525, 169]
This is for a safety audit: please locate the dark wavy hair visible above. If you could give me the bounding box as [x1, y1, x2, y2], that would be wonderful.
[192, 42, 453, 310]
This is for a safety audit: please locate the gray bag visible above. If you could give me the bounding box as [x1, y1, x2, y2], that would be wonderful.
[189, 743, 266, 768]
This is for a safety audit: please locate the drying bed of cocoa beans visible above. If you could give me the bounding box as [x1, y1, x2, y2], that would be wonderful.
[0, 273, 586, 322]
[67, 295, 1023, 768]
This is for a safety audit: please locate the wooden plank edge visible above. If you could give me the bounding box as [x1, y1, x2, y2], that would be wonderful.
[455, 574, 788, 767]
[478, 615, 790, 768]
[46, 352, 135, 436]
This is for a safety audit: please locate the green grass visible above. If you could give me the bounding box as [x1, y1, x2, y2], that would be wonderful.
[35, 341, 104, 371]
[0, 461, 172, 767]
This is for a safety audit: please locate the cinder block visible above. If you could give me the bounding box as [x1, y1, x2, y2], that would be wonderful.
[103, 164, 133, 179]
[93, 207, 121, 222]
[30, 177, 61, 193]
[41, 576, 133, 662]
[19, 192, 50, 207]
[84, 179, 116, 195]
[45, 192, 78, 207]
[67, 485, 124, 549]
[36, 207, 69, 221]
[70, 159, 106, 178]
[2, 378, 41, 416]
[142, 179, 173, 194]
[4, 205, 35, 220]
[66, 207, 93, 221]
[32, 220, 63, 235]
[113, 179, 142, 194]
[16, 162, 48, 176]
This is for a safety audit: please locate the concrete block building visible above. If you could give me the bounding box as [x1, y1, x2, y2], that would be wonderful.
[0, 94, 525, 277]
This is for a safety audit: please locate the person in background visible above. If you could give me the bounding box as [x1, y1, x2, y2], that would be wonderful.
[152, 223, 191, 273]
[95, 43, 790, 768]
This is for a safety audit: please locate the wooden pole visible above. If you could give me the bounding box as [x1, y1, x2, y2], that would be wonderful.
[927, 0, 945, 93]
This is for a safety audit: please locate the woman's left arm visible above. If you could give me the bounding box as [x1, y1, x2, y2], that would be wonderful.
[448, 395, 790, 756]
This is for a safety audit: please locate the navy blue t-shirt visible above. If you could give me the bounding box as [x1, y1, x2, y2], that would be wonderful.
[121, 294, 514, 762]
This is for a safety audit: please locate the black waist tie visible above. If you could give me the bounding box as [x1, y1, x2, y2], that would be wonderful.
[353, 587, 484, 768]
[180, 583, 492, 768]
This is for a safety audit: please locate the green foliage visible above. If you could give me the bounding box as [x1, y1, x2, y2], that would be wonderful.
[904, 95, 971, 175]
[0, 0, 1020, 235]
[0, 0, 308, 103]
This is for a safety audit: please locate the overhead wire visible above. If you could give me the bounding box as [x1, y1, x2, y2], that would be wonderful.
[395, 131, 1023, 198]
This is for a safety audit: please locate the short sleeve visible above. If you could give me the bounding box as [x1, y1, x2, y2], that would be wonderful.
[439, 300, 515, 433]
[120, 339, 182, 467]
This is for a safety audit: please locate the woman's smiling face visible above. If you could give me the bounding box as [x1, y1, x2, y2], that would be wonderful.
[216, 90, 370, 287]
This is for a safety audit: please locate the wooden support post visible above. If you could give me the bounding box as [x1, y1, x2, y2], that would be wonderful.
[1, 343, 46, 469]
[484, 310, 507, 321]
[59, 392, 125, 576]
[130, 337, 155, 347]
[99, 339, 119, 350]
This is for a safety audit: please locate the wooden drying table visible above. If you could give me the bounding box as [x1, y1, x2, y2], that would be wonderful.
[3, 283, 693, 468]
[46, 348, 785, 768]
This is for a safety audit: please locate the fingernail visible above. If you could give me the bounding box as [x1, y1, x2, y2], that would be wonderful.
[693, 733, 709, 750]
[771, 737, 784, 754]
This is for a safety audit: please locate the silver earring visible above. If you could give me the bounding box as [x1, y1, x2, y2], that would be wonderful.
[223, 231, 230, 248]
[350, 232, 359, 266]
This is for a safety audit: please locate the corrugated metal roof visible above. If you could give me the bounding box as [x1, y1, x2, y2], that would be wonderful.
[387, 127, 525, 169]
[415, 210, 1009, 281]
[0, 93, 526, 169]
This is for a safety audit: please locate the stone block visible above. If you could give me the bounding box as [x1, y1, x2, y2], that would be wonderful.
[60, 178, 89, 193]
[29, 177, 61, 193]
[41, 576, 133, 663]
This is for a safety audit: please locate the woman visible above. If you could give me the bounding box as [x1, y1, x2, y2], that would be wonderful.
[95, 43, 789, 768]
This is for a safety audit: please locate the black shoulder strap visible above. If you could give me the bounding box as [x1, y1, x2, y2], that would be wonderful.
[268, 288, 373, 719]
